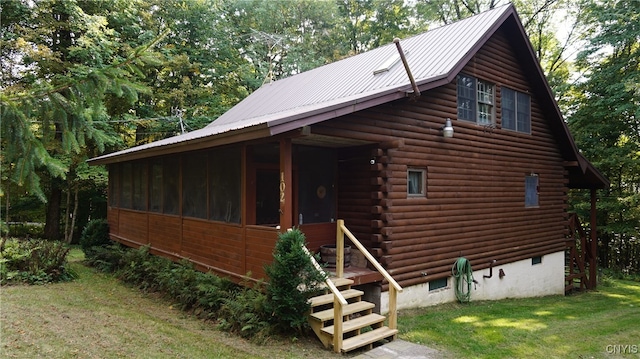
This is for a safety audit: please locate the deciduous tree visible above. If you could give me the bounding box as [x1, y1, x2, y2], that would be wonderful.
[568, 0, 640, 272]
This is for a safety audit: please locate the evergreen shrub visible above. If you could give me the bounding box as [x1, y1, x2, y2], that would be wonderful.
[79, 218, 110, 258]
[265, 228, 327, 333]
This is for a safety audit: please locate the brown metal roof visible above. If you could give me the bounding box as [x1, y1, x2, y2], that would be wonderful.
[87, 4, 608, 190]
[207, 3, 513, 135]
[90, 4, 513, 164]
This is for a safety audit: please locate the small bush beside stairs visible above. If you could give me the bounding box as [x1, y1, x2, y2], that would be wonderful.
[307, 277, 398, 353]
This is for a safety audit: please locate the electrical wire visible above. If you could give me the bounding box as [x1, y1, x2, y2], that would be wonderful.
[452, 257, 474, 303]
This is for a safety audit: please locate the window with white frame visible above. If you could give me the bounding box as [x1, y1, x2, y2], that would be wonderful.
[457, 74, 495, 125]
[407, 168, 426, 197]
[502, 87, 531, 133]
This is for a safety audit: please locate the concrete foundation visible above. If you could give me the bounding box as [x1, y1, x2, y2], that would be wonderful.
[380, 251, 565, 313]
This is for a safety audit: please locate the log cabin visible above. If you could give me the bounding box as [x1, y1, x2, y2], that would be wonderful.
[89, 4, 608, 314]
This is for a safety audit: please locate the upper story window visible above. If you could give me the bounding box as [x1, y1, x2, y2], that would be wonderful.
[502, 87, 531, 133]
[457, 74, 495, 125]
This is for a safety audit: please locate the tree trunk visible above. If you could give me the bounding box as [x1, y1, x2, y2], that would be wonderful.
[66, 186, 79, 244]
[1, 190, 9, 252]
[44, 178, 63, 241]
[64, 183, 71, 243]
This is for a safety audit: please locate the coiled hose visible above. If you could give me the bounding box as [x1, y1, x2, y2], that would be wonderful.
[452, 257, 474, 303]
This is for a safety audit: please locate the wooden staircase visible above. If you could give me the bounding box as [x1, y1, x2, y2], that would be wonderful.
[307, 277, 398, 353]
[302, 220, 402, 353]
[565, 213, 594, 293]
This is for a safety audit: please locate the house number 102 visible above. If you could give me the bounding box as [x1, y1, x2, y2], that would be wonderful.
[279, 171, 286, 204]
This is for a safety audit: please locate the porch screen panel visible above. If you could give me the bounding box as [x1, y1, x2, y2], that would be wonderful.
[120, 162, 132, 209]
[182, 152, 208, 218]
[109, 164, 119, 207]
[209, 147, 241, 223]
[163, 156, 180, 215]
[149, 159, 162, 213]
[132, 161, 148, 211]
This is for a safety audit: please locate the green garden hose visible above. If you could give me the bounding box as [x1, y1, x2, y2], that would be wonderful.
[452, 257, 474, 303]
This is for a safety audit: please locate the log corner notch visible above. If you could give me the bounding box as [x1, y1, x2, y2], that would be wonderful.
[370, 141, 403, 262]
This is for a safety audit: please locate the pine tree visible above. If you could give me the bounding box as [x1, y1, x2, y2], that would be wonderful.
[1, 0, 163, 239]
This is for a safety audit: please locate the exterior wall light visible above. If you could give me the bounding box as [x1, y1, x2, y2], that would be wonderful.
[442, 118, 454, 138]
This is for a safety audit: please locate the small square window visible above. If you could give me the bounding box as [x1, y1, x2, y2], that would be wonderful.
[429, 277, 448, 291]
[532, 256, 542, 265]
[407, 168, 426, 197]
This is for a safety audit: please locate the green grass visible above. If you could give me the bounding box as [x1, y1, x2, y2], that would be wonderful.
[3, 249, 639, 358]
[398, 280, 640, 358]
[0, 250, 339, 359]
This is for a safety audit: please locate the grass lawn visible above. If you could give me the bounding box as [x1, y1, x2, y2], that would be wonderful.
[2, 249, 639, 358]
[0, 251, 339, 359]
[398, 278, 640, 358]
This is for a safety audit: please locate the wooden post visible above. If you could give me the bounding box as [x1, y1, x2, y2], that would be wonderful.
[279, 138, 293, 230]
[589, 189, 598, 290]
[336, 219, 345, 278]
[388, 286, 398, 334]
[333, 295, 343, 353]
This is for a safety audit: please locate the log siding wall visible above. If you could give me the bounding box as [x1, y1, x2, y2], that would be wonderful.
[105, 29, 570, 291]
[314, 29, 568, 288]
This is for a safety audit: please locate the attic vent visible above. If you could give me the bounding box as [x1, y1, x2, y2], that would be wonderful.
[373, 52, 402, 75]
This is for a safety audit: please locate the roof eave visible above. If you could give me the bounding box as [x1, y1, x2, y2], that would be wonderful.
[266, 88, 413, 135]
[88, 123, 271, 165]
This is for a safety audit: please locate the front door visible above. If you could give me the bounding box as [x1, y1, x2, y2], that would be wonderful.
[296, 146, 336, 225]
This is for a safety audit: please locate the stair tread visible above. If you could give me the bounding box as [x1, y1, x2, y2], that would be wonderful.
[315, 277, 354, 291]
[321, 313, 386, 335]
[309, 289, 364, 307]
[310, 301, 375, 322]
[329, 277, 354, 287]
[341, 326, 398, 353]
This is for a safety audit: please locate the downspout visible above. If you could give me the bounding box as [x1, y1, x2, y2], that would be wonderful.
[394, 38, 421, 98]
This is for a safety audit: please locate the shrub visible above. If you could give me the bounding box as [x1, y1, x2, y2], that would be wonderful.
[0, 238, 76, 285]
[6, 222, 45, 239]
[83, 227, 326, 341]
[79, 219, 110, 258]
[218, 282, 271, 341]
[264, 228, 327, 333]
[83, 243, 128, 273]
[86, 244, 235, 319]
[194, 272, 234, 318]
[117, 245, 166, 291]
